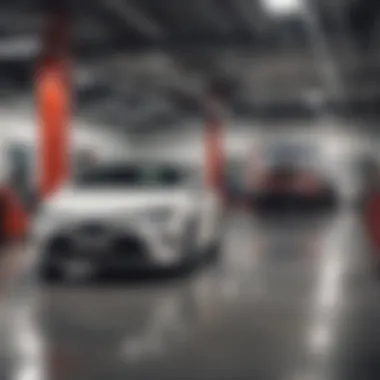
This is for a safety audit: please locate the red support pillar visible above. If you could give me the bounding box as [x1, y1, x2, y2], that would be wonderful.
[205, 95, 225, 198]
[365, 191, 380, 253]
[36, 7, 71, 199]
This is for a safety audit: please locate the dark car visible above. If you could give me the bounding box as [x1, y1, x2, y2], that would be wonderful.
[250, 142, 339, 214]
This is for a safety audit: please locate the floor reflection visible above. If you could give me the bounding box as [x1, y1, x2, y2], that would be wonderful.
[0, 210, 376, 380]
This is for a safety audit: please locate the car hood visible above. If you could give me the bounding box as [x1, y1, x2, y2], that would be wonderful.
[44, 188, 193, 217]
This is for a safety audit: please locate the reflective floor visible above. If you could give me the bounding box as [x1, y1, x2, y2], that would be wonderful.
[1, 209, 380, 380]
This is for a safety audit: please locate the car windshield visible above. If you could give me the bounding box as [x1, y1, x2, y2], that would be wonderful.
[75, 162, 190, 188]
[266, 143, 317, 169]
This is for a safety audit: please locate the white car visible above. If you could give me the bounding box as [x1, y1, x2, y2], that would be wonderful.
[33, 160, 223, 281]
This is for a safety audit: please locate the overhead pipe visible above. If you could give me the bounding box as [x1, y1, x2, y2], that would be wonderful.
[301, 0, 346, 117]
[104, 0, 165, 39]
[195, 0, 235, 35]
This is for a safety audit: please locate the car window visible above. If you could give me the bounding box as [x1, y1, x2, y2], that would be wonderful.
[75, 163, 189, 188]
[266, 143, 318, 169]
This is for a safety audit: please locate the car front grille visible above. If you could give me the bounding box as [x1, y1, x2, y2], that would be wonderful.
[77, 222, 108, 238]
[46, 230, 149, 263]
[111, 235, 147, 259]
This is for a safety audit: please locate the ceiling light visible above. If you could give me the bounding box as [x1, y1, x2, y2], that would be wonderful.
[261, 0, 304, 16]
[0, 36, 40, 59]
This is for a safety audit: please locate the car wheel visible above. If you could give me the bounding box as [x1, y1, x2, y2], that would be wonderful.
[39, 264, 63, 285]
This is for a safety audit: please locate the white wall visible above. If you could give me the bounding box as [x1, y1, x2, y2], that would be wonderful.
[0, 103, 370, 202]
[0, 104, 131, 182]
[128, 119, 371, 201]
[128, 119, 370, 161]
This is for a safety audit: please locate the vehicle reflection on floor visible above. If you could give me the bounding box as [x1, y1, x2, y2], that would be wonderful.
[0, 209, 378, 380]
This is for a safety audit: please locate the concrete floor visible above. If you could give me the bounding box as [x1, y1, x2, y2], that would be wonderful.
[0, 209, 379, 380]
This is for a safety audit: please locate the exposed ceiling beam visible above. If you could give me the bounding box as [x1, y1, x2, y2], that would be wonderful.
[0, 11, 43, 34]
[102, 0, 166, 39]
[193, 0, 235, 35]
[229, 0, 269, 34]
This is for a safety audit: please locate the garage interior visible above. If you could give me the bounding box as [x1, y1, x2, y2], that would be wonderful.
[1, 0, 380, 379]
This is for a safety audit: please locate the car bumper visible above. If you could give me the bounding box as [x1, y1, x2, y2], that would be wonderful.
[35, 227, 189, 280]
[40, 254, 183, 280]
[252, 190, 338, 212]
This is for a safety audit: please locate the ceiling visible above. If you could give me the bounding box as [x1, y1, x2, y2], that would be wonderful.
[1, 0, 380, 129]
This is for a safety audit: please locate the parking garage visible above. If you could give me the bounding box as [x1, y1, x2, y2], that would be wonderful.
[2, 0, 380, 379]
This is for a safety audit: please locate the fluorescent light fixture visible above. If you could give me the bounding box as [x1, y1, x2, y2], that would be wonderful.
[0, 36, 40, 59]
[261, 0, 303, 16]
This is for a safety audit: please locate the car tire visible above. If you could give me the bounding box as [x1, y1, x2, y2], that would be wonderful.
[39, 265, 63, 285]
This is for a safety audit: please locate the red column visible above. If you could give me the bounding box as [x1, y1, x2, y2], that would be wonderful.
[0, 188, 28, 241]
[36, 9, 71, 199]
[205, 96, 224, 197]
[0, 9, 70, 242]
[365, 191, 380, 253]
